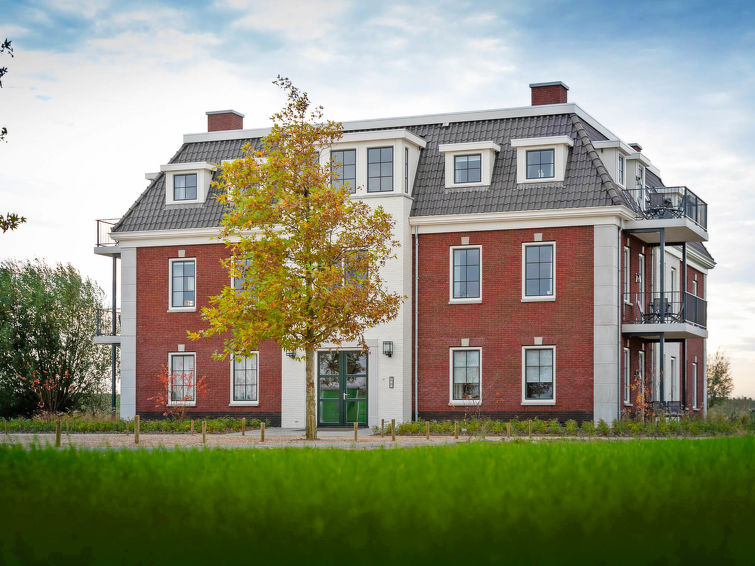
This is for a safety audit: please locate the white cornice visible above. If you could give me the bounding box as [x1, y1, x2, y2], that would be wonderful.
[337, 129, 427, 148]
[438, 141, 501, 153]
[510, 135, 574, 148]
[160, 161, 216, 172]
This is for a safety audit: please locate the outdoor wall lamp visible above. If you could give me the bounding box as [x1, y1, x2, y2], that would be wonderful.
[286, 350, 296, 358]
[383, 341, 393, 357]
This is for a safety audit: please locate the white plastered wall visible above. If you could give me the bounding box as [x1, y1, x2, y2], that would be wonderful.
[120, 246, 137, 419]
[594, 224, 620, 423]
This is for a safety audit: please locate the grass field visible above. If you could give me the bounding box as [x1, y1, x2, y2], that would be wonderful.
[0, 438, 752, 565]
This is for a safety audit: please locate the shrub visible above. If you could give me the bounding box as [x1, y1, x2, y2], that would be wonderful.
[565, 420, 579, 435]
[580, 420, 595, 436]
[596, 420, 611, 436]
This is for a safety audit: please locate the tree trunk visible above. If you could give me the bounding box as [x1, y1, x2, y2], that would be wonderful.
[305, 345, 317, 440]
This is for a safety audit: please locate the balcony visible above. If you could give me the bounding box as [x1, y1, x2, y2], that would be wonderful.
[94, 218, 121, 256]
[623, 186, 708, 244]
[94, 308, 121, 345]
[622, 291, 707, 339]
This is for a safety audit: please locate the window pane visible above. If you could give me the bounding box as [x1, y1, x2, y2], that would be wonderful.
[343, 150, 355, 165]
[527, 151, 539, 165]
[367, 148, 380, 162]
[527, 164, 540, 179]
[381, 147, 392, 161]
[541, 163, 554, 178]
[525, 349, 539, 366]
[381, 177, 392, 191]
[540, 349, 553, 365]
[185, 174, 197, 188]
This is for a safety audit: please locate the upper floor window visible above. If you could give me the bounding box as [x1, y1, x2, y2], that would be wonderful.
[367, 147, 393, 192]
[623, 247, 631, 302]
[405, 148, 409, 193]
[232, 258, 252, 291]
[523, 243, 554, 299]
[170, 259, 195, 309]
[617, 154, 625, 186]
[451, 348, 481, 403]
[526, 149, 555, 179]
[232, 354, 258, 404]
[454, 154, 481, 184]
[636, 164, 645, 188]
[331, 149, 356, 193]
[174, 173, 197, 201]
[523, 346, 554, 403]
[451, 246, 481, 301]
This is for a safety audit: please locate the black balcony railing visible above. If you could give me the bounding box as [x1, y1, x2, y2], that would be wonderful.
[622, 291, 706, 328]
[623, 186, 707, 230]
[96, 218, 120, 247]
[96, 308, 121, 336]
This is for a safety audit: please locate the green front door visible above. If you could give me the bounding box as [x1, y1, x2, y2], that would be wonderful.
[317, 350, 368, 426]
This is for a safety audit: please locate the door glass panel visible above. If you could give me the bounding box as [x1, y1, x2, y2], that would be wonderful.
[346, 399, 367, 424]
[345, 351, 367, 376]
[319, 375, 340, 399]
[319, 352, 339, 376]
[345, 375, 367, 398]
[319, 400, 339, 424]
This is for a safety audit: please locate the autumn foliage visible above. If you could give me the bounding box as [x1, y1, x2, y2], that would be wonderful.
[147, 364, 207, 419]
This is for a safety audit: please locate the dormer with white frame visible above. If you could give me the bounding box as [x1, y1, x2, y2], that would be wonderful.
[592, 139, 635, 188]
[438, 141, 501, 189]
[321, 129, 426, 196]
[511, 135, 573, 184]
[161, 162, 216, 205]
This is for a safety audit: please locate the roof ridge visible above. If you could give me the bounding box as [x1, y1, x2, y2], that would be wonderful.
[570, 114, 625, 207]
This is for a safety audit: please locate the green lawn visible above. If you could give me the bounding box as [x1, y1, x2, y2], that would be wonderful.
[0, 438, 752, 565]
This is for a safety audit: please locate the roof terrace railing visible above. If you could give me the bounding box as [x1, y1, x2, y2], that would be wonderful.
[96, 308, 121, 337]
[622, 291, 707, 328]
[96, 218, 120, 247]
[623, 186, 707, 231]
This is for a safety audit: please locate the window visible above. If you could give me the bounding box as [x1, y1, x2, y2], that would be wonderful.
[523, 243, 554, 299]
[170, 259, 195, 309]
[638, 253, 645, 296]
[692, 361, 698, 408]
[232, 258, 252, 291]
[450, 348, 480, 403]
[623, 247, 631, 302]
[231, 354, 258, 403]
[636, 164, 645, 189]
[331, 149, 356, 193]
[624, 348, 631, 404]
[451, 246, 481, 301]
[638, 350, 645, 404]
[692, 279, 698, 297]
[404, 147, 409, 193]
[523, 347, 554, 403]
[526, 149, 555, 179]
[367, 147, 393, 192]
[169, 353, 196, 404]
[670, 356, 677, 400]
[344, 250, 367, 288]
[453, 154, 482, 184]
[173, 173, 197, 201]
[617, 154, 625, 186]
[670, 266, 677, 294]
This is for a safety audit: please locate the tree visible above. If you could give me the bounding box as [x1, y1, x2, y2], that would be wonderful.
[0, 38, 26, 233]
[707, 349, 733, 407]
[191, 77, 403, 440]
[147, 363, 207, 420]
[0, 260, 110, 417]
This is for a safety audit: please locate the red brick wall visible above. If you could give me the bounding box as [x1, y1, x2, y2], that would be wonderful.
[414, 226, 594, 422]
[531, 85, 568, 106]
[207, 112, 243, 132]
[135, 244, 281, 423]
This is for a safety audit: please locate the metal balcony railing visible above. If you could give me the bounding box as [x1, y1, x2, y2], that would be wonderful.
[622, 291, 707, 328]
[623, 186, 707, 230]
[96, 308, 121, 336]
[96, 218, 120, 247]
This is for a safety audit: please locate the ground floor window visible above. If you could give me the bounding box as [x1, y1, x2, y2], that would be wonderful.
[232, 354, 258, 403]
[624, 348, 631, 404]
[169, 353, 196, 404]
[692, 361, 698, 408]
[450, 348, 481, 403]
[522, 346, 555, 403]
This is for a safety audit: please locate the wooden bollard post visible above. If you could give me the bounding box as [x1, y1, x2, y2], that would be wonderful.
[454, 421, 459, 439]
[4, 418, 7, 436]
[260, 422, 265, 442]
[201, 420, 207, 446]
[391, 419, 396, 441]
[134, 415, 140, 445]
[190, 419, 194, 435]
[55, 420, 61, 448]
[506, 422, 511, 438]
[425, 421, 430, 440]
[354, 421, 358, 443]
[381, 418, 385, 437]
[242, 417, 246, 436]
[528, 420, 532, 438]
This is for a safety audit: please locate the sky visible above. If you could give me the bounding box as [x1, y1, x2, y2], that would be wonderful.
[1, 0, 754, 396]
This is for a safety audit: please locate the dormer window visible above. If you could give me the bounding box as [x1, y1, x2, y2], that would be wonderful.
[173, 174, 197, 201]
[454, 154, 481, 184]
[526, 149, 555, 179]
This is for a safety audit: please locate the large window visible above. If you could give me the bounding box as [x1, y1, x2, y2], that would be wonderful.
[232, 355, 258, 403]
[624, 348, 631, 404]
[692, 361, 698, 409]
[638, 350, 645, 405]
[169, 353, 196, 404]
[173, 173, 197, 201]
[450, 348, 481, 403]
[454, 154, 481, 183]
[617, 154, 625, 186]
[404, 147, 409, 193]
[331, 149, 356, 193]
[526, 149, 555, 179]
[451, 246, 481, 301]
[523, 347, 554, 402]
[367, 147, 393, 192]
[523, 243, 554, 299]
[623, 247, 631, 302]
[232, 258, 252, 291]
[170, 259, 195, 309]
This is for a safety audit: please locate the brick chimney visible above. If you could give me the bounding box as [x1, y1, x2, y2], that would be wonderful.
[629, 142, 643, 152]
[206, 110, 244, 132]
[530, 82, 569, 105]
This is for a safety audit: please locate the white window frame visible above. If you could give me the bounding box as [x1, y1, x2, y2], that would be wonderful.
[168, 257, 197, 312]
[623, 246, 631, 304]
[670, 355, 677, 401]
[638, 253, 645, 299]
[692, 361, 698, 409]
[521, 241, 556, 302]
[617, 154, 625, 187]
[449, 245, 482, 304]
[439, 141, 500, 188]
[449, 347, 482, 406]
[521, 345, 556, 406]
[691, 279, 698, 298]
[638, 350, 645, 405]
[229, 353, 260, 406]
[168, 352, 197, 406]
[623, 348, 631, 405]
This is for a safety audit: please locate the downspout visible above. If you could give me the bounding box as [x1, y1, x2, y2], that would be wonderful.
[413, 224, 419, 421]
[617, 227, 623, 423]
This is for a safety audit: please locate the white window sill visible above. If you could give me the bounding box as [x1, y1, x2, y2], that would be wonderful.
[693, 407, 700, 411]
[624, 300, 633, 306]
[449, 400, 481, 406]
[168, 307, 197, 313]
[521, 296, 556, 302]
[521, 177, 559, 184]
[624, 402, 633, 407]
[445, 182, 489, 189]
[229, 401, 259, 407]
[521, 400, 555, 406]
[449, 298, 482, 305]
[168, 401, 196, 407]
